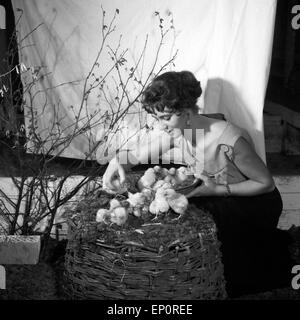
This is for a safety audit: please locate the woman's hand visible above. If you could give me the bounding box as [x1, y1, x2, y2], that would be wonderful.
[185, 172, 225, 198]
[102, 157, 127, 192]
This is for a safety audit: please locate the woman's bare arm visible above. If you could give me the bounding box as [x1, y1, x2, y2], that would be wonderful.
[186, 137, 275, 198]
[222, 137, 275, 196]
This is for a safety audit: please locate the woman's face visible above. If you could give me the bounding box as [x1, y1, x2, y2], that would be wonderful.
[152, 109, 186, 131]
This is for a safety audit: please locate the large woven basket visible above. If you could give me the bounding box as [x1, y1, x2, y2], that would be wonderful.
[63, 171, 227, 300]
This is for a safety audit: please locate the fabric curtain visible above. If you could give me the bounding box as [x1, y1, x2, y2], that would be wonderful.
[11, 0, 277, 162]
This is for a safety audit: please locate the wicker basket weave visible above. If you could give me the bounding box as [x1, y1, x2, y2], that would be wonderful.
[63, 171, 227, 300]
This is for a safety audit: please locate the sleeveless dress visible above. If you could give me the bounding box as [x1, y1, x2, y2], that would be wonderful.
[171, 120, 294, 298]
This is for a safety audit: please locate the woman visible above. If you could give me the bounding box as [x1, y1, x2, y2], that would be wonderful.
[101, 70, 294, 298]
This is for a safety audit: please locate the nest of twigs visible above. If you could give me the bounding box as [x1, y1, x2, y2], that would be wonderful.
[63, 170, 227, 300]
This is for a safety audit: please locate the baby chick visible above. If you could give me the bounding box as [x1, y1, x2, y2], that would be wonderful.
[175, 167, 189, 183]
[152, 179, 165, 191]
[110, 207, 128, 226]
[153, 165, 161, 173]
[109, 199, 122, 210]
[168, 167, 176, 175]
[96, 208, 111, 223]
[149, 189, 170, 219]
[141, 188, 154, 201]
[164, 174, 177, 187]
[164, 189, 189, 215]
[137, 170, 156, 190]
[127, 192, 147, 217]
[127, 192, 146, 207]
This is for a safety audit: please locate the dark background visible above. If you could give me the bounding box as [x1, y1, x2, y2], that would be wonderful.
[266, 0, 300, 112]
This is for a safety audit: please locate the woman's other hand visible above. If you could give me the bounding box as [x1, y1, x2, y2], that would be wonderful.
[185, 172, 225, 198]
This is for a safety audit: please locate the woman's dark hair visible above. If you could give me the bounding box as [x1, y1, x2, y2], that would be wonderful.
[141, 70, 202, 114]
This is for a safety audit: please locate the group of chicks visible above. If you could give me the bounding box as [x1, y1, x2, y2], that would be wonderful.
[97, 166, 193, 226]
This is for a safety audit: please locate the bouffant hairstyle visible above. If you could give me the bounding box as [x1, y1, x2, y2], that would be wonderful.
[141, 71, 202, 115]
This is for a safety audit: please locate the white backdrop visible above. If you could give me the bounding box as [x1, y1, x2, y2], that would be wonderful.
[11, 0, 277, 162]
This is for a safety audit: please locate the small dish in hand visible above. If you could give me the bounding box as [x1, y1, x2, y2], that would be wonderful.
[175, 178, 202, 195]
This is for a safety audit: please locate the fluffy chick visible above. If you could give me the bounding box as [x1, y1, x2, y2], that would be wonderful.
[127, 192, 146, 207]
[168, 167, 176, 175]
[164, 174, 177, 186]
[141, 188, 154, 201]
[96, 208, 111, 223]
[109, 199, 122, 210]
[164, 189, 189, 215]
[138, 171, 156, 190]
[175, 167, 189, 183]
[144, 168, 155, 175]
[110, 207, 128, 226]
[152, 179, 165, 191]
[153, 165, 161, 173]
[149, 191, 170, 217]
